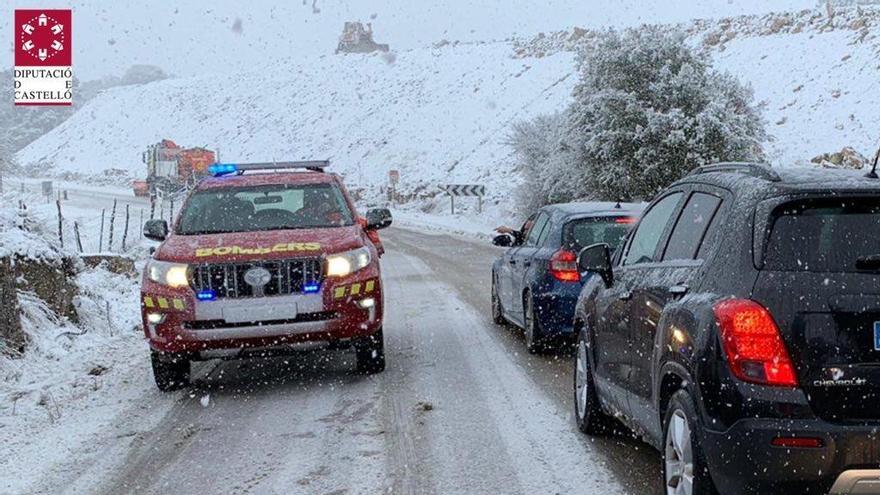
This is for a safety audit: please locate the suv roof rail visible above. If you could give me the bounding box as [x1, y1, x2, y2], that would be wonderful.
[687, 162, 781, 182]
[208, 160, 330, 177]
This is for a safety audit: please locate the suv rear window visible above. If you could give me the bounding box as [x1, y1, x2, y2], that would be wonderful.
[563, 217, 632, 253]
[765, 197, 880, 272]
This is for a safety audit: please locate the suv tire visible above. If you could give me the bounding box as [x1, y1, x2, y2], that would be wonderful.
[574, 329, 615, 435]
[663, 390, 718, 495]
[356, 328, 386, 374]
[151, 351, 190, 392]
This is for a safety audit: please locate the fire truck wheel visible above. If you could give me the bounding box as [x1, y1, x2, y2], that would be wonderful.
[355, 328, 386, 374]
[151, 351, 191, 392]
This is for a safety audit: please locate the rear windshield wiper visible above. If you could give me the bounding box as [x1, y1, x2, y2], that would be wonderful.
[855, 254, 880, 271]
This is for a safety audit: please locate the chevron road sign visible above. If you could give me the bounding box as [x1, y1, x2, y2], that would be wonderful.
[439, 184, 486, 214]
[440, 184, 486, 197]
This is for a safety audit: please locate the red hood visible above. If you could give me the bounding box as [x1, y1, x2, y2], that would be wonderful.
[154, 225, 365, 263]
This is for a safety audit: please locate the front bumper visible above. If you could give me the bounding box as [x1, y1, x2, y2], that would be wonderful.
[141, 273, 383, 355]
[703, 418, 880, 494]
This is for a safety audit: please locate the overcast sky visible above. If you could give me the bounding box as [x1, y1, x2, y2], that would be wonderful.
[2, 0, 816, 80]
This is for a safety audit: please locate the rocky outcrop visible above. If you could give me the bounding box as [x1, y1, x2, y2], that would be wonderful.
[81, 255, 137, 277]
[811, 146, 869, 169]
[0, 254, 83, 356]
[0, 257, 25, 355]
[13, 256, 79, 321]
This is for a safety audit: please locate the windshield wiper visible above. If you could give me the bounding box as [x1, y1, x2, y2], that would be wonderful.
[855, 254, 880, 271]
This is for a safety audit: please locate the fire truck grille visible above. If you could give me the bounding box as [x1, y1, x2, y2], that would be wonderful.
[190, 258, 323, 299]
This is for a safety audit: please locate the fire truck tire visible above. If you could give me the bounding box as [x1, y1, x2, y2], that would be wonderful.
[151, 351, 191, 391]
[355, 328, 385, 374]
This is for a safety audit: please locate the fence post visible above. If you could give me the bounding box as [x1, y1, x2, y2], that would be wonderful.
[55, 200, 63, 248]
[170, 199, 175, 222]
[108, 200, 117, 251]
[122, 204, 130, 251]
[73, 221, 83, 253]
[99, 209, 105, 252]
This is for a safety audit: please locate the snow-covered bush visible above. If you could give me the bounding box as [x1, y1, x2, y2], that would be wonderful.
[511, 27, 766, 208]
[508, 111, 579, 214]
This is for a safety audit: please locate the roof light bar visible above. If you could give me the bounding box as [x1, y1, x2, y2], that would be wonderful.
[208, 160, 330, 177]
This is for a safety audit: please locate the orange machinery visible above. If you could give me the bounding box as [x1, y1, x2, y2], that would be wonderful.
[133, 140, 216, 197]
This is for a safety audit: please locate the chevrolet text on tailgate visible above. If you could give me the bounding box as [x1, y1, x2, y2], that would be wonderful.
[140, 160, 393, 391]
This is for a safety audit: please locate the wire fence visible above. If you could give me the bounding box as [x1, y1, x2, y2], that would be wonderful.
[15, 184, 184, 255]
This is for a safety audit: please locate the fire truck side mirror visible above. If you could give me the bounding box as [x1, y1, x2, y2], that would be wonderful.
[143, 219, 169, 242]
[365, 208, 393, 230]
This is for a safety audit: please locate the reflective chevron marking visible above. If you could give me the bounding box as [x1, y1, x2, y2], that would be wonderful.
[439, 184, 485, 197]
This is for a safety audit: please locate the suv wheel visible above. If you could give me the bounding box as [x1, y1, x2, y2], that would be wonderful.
[356, 328, 386, 374]
[491, 276, 505, 325]
[523, 292, 544, 354]
[663, 390, 717, 495]
[574, 330, 615, 434]
[151, 351, 190, 392]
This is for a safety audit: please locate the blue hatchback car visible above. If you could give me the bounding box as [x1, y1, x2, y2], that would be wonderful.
[491, 202, 643, 352]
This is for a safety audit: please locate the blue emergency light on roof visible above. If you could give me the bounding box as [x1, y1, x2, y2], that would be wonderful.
[208, 163, 238, 177]
[208, 160, 330, 177]
[196, 290, 217, 301]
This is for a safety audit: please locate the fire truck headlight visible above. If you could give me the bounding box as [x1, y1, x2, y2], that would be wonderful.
[146, 313, 166, 324]
[326, 247, 371, 277]
[147, 261, 190, 288]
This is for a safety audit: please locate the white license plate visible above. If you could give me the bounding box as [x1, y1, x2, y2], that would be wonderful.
[222, 304, 297, 324]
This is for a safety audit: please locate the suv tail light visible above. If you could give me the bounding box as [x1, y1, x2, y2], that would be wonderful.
[550, 249, 580, 282]
[713, 299, 798, 387]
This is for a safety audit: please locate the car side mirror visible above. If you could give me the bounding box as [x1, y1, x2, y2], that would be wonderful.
[365, 208, 393, 230]
[578, 243, 614, 288]
[143, 219, 169, 242]
[492, 234, 514, 247]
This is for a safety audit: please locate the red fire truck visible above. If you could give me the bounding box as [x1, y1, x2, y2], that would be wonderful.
[140, 160, 391, 390]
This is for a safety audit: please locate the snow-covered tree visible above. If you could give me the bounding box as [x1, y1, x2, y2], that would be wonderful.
[511, 27, 766, 208]
[569, 27, 766, 201]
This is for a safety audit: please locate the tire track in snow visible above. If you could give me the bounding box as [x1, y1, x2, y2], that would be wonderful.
[380, 237, 624, 494]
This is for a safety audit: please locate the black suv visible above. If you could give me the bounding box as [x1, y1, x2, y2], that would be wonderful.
[572, 163, 880, 495]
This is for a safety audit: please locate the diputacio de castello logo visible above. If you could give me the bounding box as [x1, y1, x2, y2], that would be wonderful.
[14, 9, 73, 106]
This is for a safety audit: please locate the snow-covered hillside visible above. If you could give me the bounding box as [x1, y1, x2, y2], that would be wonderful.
[18, 6, 880, 200]
[19, 43, 576, 199]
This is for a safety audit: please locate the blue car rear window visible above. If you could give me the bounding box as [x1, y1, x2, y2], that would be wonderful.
[564, 217, 631, 253]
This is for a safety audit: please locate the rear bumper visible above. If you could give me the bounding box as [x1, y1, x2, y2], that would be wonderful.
[703, 418, 880, 494]
[532, 281, 581, 335]
[142, 273, 382, 355]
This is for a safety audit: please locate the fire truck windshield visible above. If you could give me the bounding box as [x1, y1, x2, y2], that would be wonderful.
[176, 183, 355, 235]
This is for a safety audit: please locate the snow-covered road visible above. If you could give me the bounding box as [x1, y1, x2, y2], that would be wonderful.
[16, 225, 663, 495]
